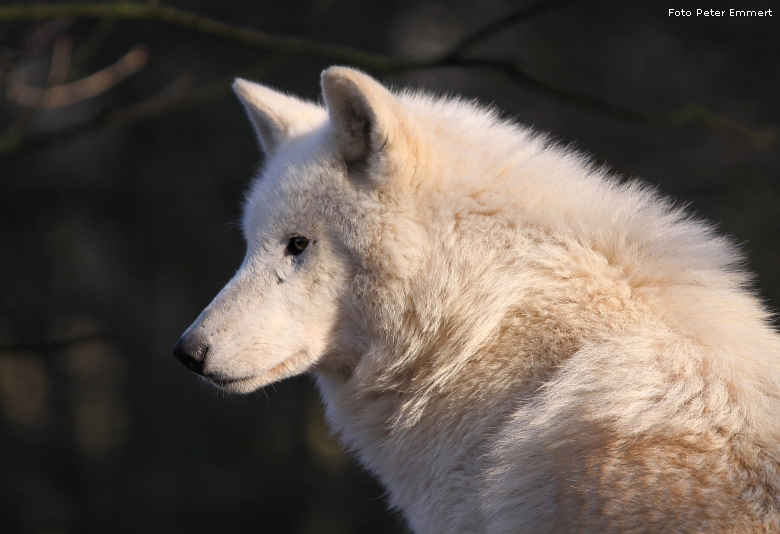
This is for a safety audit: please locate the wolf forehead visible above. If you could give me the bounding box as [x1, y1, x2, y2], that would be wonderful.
[241, 157, 337, 240]
[233, 69, 436, 257]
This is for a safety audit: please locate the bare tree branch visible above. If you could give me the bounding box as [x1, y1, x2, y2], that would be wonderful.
[439, 0, 577, 60]
[0, 1, 775, 153]
[7, 45, 147, 107]
[443, 57, 777, 147]
[0, 2, 407, 71]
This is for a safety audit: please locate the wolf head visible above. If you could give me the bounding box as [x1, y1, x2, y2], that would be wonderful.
[173, 67, 428, 392]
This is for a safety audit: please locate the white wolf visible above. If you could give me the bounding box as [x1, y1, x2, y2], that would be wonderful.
[174, 67, 780, 533]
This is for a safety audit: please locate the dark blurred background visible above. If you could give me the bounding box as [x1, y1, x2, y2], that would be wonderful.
[1, 1, 778, 532]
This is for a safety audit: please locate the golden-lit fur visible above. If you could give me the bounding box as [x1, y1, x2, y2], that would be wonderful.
[180, 67, 780, 532]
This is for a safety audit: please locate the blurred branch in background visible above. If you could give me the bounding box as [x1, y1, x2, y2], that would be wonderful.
[0, 4, 777, 532]
[7, 45, 147, 108]
[0, 0, 776, 157]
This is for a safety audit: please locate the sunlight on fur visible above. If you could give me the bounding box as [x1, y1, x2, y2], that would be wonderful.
[175, 67, 780, 533]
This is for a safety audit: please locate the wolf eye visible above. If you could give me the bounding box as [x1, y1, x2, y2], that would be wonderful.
[286, 236, 309, 256]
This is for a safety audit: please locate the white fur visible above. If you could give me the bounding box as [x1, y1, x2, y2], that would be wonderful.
[180, 67, 780, 533]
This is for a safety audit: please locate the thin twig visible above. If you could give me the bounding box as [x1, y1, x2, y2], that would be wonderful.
[439, 0, 577, 60]
[0, 20, 72, 152]
[69, 18, 118, 79]
[0, 56, 297, 154]
[442, 57, 777, 147]
[8, 45, 147, 107]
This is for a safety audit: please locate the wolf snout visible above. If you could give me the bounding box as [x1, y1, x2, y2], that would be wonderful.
[173, 334, 209, 376]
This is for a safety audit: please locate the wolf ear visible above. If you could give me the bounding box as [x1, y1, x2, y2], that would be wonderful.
[233, 78, 324, 156]
[320, 67, 410, 178]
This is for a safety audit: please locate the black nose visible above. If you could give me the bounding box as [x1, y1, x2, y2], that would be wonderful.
[173, 335, 209, 376]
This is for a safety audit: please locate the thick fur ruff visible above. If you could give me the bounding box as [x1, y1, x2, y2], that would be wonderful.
[177, 67, 780, 533]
